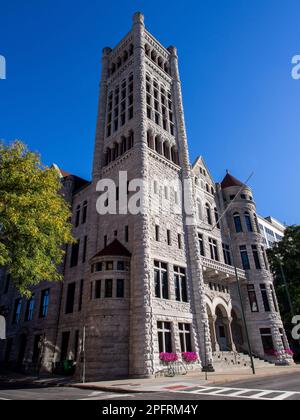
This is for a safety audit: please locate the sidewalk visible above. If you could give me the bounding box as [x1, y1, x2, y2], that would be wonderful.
[0, 371, 70, 389]
[71, 365, 300, 394]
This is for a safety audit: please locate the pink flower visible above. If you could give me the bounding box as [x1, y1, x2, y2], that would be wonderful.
[182, 352, 198, 363]
[159, 352, 178, 363]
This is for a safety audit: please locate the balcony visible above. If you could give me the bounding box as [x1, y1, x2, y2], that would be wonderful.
[201, 257, 247, 283]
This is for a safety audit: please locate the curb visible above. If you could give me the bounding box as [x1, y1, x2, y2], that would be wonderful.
[69, 383, 155, 394]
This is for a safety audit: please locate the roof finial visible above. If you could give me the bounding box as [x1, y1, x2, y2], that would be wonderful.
[226, 169, 229, 174]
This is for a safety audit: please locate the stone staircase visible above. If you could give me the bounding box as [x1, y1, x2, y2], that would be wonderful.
[212, 351, 275, 372]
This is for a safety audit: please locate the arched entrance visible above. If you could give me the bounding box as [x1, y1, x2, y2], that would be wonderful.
[215, 306, 229, 351]
[231, 309, 244, 352]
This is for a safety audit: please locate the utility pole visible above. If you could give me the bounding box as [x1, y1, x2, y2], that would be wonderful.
[82, 326, 86, 384]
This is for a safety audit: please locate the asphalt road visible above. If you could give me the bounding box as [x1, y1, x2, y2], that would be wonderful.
[0, 372, 299, 400]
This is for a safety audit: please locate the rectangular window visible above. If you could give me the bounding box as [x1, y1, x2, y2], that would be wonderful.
[260, 284, 271, 312]
[25, 294, 35, 322]
[270, 285, 279, 312]
[65, 283, 76, 314]
[209, 238, 219, 261]
[82, 236, 87, 263]
[154, 261, 169, 299]
[82, 202, 88, 224]
[178, 234, 182, 249]
[261, 247, 269, 270]
[106, 261, 113, 270]
[116, 279, 125, 298]
[234, 215, 243, 233]
[95, 280, 101, 299]
[39, 289, 50, 319]
[105, 279, 113, 298]
[78, 279, 83, 311]
[222, 244, 232, 266]
[70, 240, 80, 267]
[12, 298, 22, 324]
[167, 230, 171, 246]
[198, 234, 205, 256]
[179, 323, 192, 352]
[240, 246, 250, 270]
[260, 328, 274, 353]
[252, 245, 261, 269]
[247, 285, 259, 312]
[157, 321, 172, 353]
[155, 225, 160, 242]
[174, 266, 188, 302]
[125, 225, 129, 243]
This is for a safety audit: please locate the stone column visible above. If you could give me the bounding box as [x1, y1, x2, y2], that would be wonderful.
[128, 12, 154, 378]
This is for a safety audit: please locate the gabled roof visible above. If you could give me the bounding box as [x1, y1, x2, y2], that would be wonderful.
[221, 172, 244, 189]
[192, 155, 215, 183]
[91, 239, 132, 259]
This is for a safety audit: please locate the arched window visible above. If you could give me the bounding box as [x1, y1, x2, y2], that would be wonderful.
[128, 131, 134, 149]
[245, 212, 253, 232]
[206, 184, 210, 193]
[117, 57, 122, 68]
[211, 187, 215, 195]
[206, 204, 212, 225]
[147, 131, 154, 149]
[163, 142, 170, 160]
[111, 63, 116, 74]
[158, 57, 163, 68]
[171, 146, 178, 164]
[121, 136, 127, 154]
[214, 208, 220, 229]
[164, 63, 170, 74]
[151, 50, 157, 62]
[233, 212, 243, 233]
[155, 136, 161, 154]
[129, 44, 134, 56]
[145, 44, 150, 57]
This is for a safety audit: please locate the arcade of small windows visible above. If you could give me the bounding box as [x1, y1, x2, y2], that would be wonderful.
[147, 131, 179, 165]
[107, 44, 134, 77]
[208, 282, 229, 294]
[145, 74, 175, 136]
[91, 260, 129, 273]
[106, 74, 134, 138]
[104, 131, 134, 166]
[92, 278, 125, 299]
[144, 44, 171, 75]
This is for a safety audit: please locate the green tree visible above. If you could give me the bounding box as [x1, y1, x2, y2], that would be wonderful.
[267, 225, 300, 350]
[0, 141, 75, 296]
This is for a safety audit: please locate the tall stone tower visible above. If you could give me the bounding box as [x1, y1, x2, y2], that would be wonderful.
[85, 12, 213, 379]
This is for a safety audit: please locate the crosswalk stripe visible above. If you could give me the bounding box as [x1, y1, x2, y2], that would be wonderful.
[175, 386, 300, 400]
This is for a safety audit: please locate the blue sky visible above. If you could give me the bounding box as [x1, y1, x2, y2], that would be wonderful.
[0, 0, 299, 225]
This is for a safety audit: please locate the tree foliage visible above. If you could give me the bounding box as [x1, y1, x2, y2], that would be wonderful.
[0, 141, 74, 296]
[267, 225, 300, 343]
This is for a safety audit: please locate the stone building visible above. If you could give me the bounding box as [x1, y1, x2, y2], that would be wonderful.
[0, 13, 292, 380]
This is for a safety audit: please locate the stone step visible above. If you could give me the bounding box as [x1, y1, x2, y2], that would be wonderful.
[212, 351, 275, 372]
